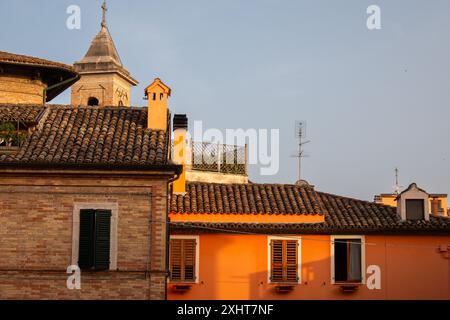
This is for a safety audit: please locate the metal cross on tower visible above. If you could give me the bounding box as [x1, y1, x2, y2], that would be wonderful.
[101, 1, 108, 28]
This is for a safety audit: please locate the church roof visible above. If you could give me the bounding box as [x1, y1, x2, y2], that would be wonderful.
[73, 3, 138, 86]
[0, 51, 79, 102]
[77, 26, 123, 67]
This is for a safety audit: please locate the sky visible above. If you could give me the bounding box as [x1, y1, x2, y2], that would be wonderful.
[1, 0, 449, 201]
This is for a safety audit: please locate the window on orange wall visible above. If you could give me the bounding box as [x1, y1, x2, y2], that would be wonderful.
[332, 237, 363, 283]
[269, 239, 299, 283]
[170, 237, 198, 283]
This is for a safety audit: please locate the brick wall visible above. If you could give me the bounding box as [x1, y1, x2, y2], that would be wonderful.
[0, 172, 170, 300]
[0, 75, 45, 104]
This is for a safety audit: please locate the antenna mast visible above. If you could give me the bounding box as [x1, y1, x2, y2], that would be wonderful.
[294, 122, 310, 182]
[394, 167, 400, 195]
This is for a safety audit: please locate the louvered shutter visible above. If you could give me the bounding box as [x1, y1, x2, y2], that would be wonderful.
[170, 238, 197, 282]
[183, 239, 196, 281]
[78, 209, 95, 270]
[271, 240, 284, 282]
[285, 240, 298, 282]
[271, 239, 298, 283]
[170, 239, 183, 281]
[94, 210, 111, 271]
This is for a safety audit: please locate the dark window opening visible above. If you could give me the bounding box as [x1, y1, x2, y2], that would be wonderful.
[334, 238, 362, 283]
[160, 93, 164, 100]
[170, 238, 196, 282]
[78, 209, 112, 271]
[87, 97, 99, 106]
[118, 100, 124, 107]
[152, 93, 157, 101]
[406, 199, 425, 220]
[270, 239, 298, 283]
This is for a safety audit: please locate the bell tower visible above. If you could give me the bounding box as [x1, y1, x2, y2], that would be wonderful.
[71, 1, 138, 107]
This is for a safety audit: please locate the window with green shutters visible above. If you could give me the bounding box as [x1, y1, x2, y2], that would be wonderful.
[78, 209, 112, 271]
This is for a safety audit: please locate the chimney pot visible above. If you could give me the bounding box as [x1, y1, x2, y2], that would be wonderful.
[173, 114, 188, 131]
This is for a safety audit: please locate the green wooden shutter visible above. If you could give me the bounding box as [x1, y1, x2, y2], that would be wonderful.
[78, 209, 95, 270]
[94, 210, 111, 271]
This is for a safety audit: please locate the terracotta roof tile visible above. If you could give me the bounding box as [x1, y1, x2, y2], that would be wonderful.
[0, 104, 45, 123]
[0, 51, 75, 73]
[170, 182, 450, 233]
[0, 105, 177, 170]
[171, 182, 323, 215]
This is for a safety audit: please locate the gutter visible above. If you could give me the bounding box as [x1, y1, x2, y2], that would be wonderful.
[0, 161, 183, 174]
[165, 172, 181, 300]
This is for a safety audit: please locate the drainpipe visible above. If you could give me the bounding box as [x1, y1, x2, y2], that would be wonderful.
[166, 172, 180, 300]
[42, 75, 80, 104]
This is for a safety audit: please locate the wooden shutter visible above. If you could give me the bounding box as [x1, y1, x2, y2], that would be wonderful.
[94, 210, 111, 271]
[170, 238, 197, 282]
[285, 240, 298, 282]
[78, 209, 95, 270]
[406, 199, 425, 220]
[170, 239, 183, 281]
[271, 240, 283, 282]
[271, 240, 298, 283]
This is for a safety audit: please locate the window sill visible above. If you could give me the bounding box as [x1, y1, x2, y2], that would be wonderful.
[170, 283, 194, 293]
[270, 283, 297, 293]
[334, 282, 362, 293]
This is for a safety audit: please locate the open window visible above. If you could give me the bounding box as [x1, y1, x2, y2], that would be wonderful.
[268, 237, 301, 284]
[87, 97, 99, 106]
[170, 236, 199, 283]
[331, 236, 364, 284]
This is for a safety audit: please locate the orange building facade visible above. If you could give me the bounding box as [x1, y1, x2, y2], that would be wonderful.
[168, 183, 450, 300]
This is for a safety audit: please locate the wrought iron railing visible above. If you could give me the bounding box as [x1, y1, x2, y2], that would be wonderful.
[171, 140, 248, 175]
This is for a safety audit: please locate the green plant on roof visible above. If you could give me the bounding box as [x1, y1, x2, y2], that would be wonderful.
[0, 122, 26, 147]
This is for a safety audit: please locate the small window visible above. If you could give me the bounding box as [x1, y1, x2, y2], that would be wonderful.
[87, 97, 99, 106]
[406, 199, 425, 220]
[152, 93, 157, 101]
[160, 93, 164, 100]
[270, 239, 299, 283]
[118, 100, 124, 107]
[333, 237, 363, 283]
[170, 237, 198, 283]
[78, 209, 112, 271]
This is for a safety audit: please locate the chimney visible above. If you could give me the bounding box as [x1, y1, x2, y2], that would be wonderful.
[173, 114, 188, 194]
[145, 78, 171, 131]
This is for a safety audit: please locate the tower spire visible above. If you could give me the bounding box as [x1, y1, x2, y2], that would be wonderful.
[101, 1, 107, 28]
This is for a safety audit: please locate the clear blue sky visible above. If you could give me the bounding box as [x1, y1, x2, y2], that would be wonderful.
[1, 0, 449, 201]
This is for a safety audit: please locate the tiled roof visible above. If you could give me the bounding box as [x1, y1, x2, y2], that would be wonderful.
[0, 51, 79, 102]
[171, 183, 323, 215]
[0, 104, 45, 123]
[170, 182, 450, 233]
[0, 105, 180, 171]
[0, 51, 75, 73]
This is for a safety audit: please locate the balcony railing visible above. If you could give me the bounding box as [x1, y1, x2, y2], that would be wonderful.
[171, 140, 248, 176]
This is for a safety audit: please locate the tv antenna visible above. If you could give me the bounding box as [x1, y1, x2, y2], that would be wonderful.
[291, 121, 310, 182]
[393, 167, 403, 195]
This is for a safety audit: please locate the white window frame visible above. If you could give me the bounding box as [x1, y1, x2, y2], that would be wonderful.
[169, 235, 200, 284]
[71, 203, 119, 271]
[267, 236, 302, 284]
[330, 235, 365, 285]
